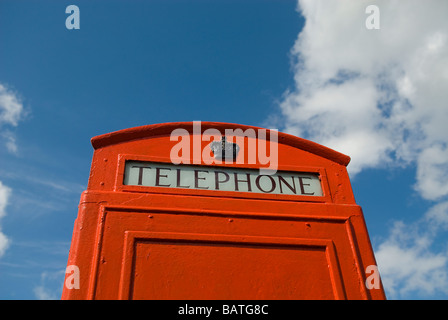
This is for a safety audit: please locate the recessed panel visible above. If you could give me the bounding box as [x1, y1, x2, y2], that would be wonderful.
[119, 232, 342, 300]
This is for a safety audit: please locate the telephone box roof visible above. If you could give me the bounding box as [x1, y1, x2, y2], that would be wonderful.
[90, 121, 351, 167]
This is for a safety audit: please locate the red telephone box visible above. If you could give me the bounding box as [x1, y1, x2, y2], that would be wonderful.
[61, 122, 385, 300]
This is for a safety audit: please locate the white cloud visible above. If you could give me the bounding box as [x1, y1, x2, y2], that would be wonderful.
[415, 144, 448, 201]
[1, 130, 18, 154]
[278, 0, 448, 298]
[34, 270, 65, 300]
[282, 76, 394, 174]
[0, 181, 11, 258]
[0, 83, 26, 258]
[281, 0, 448, 186]
[0, 181, 11, 219]
[0, 83, 26, 153]
[0, 232, 9, 258]
[34, 286, 58, 300]
[0, 83, 24, 127]
[375, 201, 448, 298]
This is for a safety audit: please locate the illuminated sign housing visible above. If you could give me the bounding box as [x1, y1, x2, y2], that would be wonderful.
[124, 161, 323, 196]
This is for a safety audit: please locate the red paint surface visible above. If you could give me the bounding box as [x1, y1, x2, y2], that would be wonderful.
[62, 122, 386, 300]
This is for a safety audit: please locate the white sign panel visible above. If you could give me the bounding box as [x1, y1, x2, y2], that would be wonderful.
[124, 161, 323, 196]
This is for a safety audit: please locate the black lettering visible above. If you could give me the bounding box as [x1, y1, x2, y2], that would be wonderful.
[131, 165, 151, 185]
[176, 168, 190, 188]
[155, 167, 171, 187]
[278, 175, 296, 194]
[255, 175, 276, 193]
[215, 171, 230, 190]
[234, 173, 252, 192]
[298, 176, 315, 195]
[194, 170, 209, 189]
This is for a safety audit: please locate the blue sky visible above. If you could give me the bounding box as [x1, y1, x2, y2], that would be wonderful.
[1, 0, 448, 300]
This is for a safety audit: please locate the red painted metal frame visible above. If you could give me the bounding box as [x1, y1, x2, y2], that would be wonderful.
[114, 153, 332, 203]
[62, 122, 386, 300]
